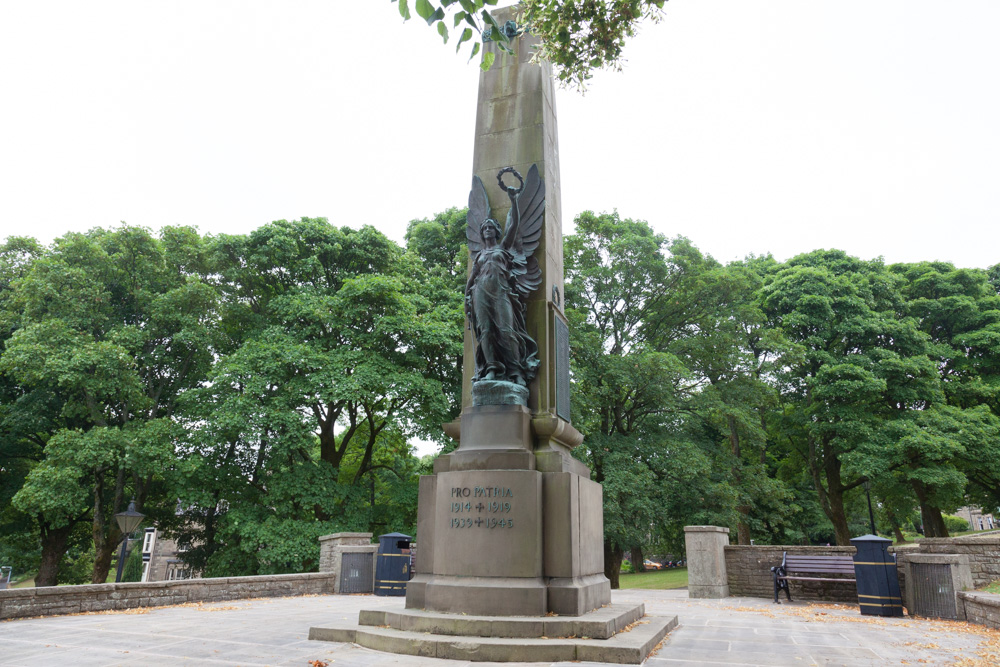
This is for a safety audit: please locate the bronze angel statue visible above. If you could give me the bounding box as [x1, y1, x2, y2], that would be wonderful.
[465, 164, 544, 389]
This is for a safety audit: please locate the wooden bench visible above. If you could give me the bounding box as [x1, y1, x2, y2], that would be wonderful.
[771, 552, 856, 603]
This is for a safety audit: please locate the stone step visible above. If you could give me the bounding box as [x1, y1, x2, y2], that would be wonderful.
[309, 614, 678, 663]
[358, 603, 645, 640]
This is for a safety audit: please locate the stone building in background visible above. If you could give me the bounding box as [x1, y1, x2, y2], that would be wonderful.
[955, 506, 996, 532]
[138, 527, 197, 582]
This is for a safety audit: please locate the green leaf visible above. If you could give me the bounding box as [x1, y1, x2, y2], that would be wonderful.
[498, 41, 514, 55]
[428, 7, 445, 25]
[459, 0, 477, 13]
[437, 21, 448, 43]
[398, 0, 411, 20]
[440, 0, 457, 5]
[480, 50, 495, 72]
[456, 27, 473, 53]
[468, 41, 480, 63]
[463, 12, 478, 30]
[415, 0, 434, 20]
[481, 9, 506, 42]
[453, 10, 466, 27]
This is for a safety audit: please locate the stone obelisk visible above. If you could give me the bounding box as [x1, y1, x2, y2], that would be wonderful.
[405, 6, 610, 617]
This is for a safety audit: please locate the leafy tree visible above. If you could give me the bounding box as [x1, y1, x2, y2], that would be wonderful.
[405, 207, 469, 281]
[565, 211, 728, 586]
[393, 0, 669, 88]
[891, 262, 1000, 514]
[762, 250, 944, 544]
[404, 207, 469, 417]
[172, 219, 459, 575]
[1, 226, 218, 583]
[673, 256, 799, 545]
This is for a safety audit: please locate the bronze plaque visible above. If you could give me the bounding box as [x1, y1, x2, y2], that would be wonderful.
[555, 316, 571, 422]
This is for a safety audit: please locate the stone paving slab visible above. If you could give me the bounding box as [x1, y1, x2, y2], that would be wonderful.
[0, 589, 995, 666]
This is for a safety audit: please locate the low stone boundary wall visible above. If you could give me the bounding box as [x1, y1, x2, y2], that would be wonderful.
[0, 572, 335, 621]
[959, 592, 1000, 630]
[725, 545, 860, 603]
[911, 536, 1000, 589]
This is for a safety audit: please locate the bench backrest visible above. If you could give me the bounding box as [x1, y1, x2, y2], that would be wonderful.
[783, 554, 855, 574]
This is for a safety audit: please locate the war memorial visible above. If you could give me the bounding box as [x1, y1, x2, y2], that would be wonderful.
[307, 7, 676, 662]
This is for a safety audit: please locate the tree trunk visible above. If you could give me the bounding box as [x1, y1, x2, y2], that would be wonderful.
[604, 541, 623, 590]
[808, 440, 852, 545]
[826, 484, 852, 545]
[728, 415, 752, 545]
[737, 510, 752, 545]
[912, 481, 950, 537]
[632, 545, 645, 572]
[92, 534, 118, 583]
[36, 522, 74, 587]
[885, 508, 907, 543]
[919, 503, 949, 537]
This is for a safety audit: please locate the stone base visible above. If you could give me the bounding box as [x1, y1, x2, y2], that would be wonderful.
[408, 467, 610, 616]
[547, 574, 612, 616]
[407, 573, 610, 618]
[408, 574, 548, 616]
[309, 603, 677, 663]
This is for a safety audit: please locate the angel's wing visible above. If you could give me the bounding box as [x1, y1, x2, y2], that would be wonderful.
[466, 175, 490, 258]
[509, 164, 544, 301]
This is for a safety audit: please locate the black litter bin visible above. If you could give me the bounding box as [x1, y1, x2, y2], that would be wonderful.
[851, 534, 903, 617]
[374, 532, 411, 596]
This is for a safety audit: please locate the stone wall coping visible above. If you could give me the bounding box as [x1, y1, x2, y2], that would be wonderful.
[723, 545, 856, 552]
[684, 526, 730, 534]
[959, 591, 1000, 608]
[0, 571, 337, 621]
[336, 545, 378, 553]
[0, 571, 333, 600]
[919, 536, 1000, 545]
[903, 553, 970, 565]
[319, 532, 373, 542]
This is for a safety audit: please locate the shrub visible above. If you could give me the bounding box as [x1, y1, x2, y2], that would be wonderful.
[943, 515, 970, 533]
[122, 544, 144, 582]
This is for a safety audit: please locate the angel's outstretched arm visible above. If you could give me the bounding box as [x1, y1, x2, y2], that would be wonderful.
[502, 187, 520, 251]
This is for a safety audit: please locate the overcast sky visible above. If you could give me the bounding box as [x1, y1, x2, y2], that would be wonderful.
[1, 1, 998, 269]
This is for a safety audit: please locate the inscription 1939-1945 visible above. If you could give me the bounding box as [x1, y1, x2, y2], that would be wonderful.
[449, 486, 515, 530]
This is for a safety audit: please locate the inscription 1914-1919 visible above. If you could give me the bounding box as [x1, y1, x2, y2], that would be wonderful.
[449, 486, 515, 530]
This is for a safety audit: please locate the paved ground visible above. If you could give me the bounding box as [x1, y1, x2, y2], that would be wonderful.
[1, 589, 996, 667]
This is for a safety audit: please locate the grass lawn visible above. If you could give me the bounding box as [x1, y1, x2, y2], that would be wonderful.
[982, 580, 1000, 594]
[618, 567, 688, 590]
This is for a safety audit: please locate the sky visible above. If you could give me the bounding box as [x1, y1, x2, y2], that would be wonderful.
[1, 1, 999, 271]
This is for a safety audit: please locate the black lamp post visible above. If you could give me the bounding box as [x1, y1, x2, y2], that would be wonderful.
[863, 479, 877, 536]
[114, 500, 145, 583]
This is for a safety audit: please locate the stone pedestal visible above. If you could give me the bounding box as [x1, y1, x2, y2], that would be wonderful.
[408, 405, 609, 617]
[685, 525, 731, 599]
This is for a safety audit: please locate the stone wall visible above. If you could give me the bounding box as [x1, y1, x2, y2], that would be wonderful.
[0, 572, 335, 621]
[907, 536, 1000, 589]
[725, 535, 999, 605]
[724, 545, 860, 603]
[959, 592, 1000, 630]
